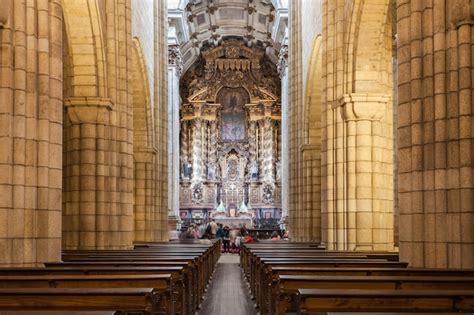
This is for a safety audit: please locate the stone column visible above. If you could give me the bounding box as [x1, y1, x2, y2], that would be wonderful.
[278, 45, 290, 225]
[0, 0, 63, 266]
[154, 0, 169, 241]
[339, 94, 392, 251]
[398, 0, 474, 268]
[133, 148, 157, 241]
[167, 45, 182, 231]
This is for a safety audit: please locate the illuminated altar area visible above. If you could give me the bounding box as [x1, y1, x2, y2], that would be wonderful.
[179, 40, 282, 228]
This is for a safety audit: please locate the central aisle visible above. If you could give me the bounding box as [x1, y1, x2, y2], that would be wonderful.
[198, 254, 257, 315]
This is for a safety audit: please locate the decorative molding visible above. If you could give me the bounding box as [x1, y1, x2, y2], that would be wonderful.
[168, 45, 184, 76]
[65, 97, 114, 124]
[277, 45, 288, 77]
[339, 94, 390, 121]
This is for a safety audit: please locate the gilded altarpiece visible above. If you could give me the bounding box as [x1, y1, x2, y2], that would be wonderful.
[179, 41, 282, 227]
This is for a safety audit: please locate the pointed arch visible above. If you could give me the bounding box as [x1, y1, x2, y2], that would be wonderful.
[346, 0, 393, 94]
[62, 0, 107, 98]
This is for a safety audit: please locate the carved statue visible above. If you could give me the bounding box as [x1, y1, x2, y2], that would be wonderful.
[182, 159, 193, 179]
[275, 160, 281, 181]
[250, 160, 259, 180]
[207, 162, 216, 180]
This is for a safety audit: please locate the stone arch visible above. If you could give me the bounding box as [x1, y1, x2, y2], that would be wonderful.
[346, 0, 393, 94]
[62, 0, 107, 98]
[301, 34, 323, 242]
[132, 38, 159, 242]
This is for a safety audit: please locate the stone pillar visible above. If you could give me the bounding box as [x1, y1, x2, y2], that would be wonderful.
[154, 0, 169, 241]
[288, 0, 305, 241]
[168, 45, 182, 231]
[133, 148, 158, 241]
[278, 45, 290, 226]
[0, 0, 63, 266]
[397, 0, 474, 268]
[339, 94, 392, 251]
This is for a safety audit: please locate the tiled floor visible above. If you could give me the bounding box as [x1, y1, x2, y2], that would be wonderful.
[198, 253, 257, 315]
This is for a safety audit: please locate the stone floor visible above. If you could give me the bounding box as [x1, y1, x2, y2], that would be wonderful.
[198, 253, 257, 315]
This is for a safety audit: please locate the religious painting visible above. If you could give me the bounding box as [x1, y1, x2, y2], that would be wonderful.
[264, 211, 272, 219]
[218, 88, 249, 142]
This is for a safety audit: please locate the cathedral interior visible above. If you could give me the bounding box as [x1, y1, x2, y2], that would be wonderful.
[0, 0, 473, 313]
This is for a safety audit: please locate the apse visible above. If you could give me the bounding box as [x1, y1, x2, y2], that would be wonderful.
[178, 39, 282, 230]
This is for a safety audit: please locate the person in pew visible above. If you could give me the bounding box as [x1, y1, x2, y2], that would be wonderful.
[270, 231, 281, 240]
[216, 223, 224, 240]
[222, 226, 231, 253]
[209, 219, 218, 239]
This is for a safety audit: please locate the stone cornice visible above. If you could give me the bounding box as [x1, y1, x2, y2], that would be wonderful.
[339, 93, 390, 121]
[65, 97, 114, 124]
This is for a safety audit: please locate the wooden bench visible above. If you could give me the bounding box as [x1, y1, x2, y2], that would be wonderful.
[0, 266, 186, 314]
[59, 254, 204, 311]
[0, 274, 173, 314]
[274, 275, 474, 314]
[296, 289, 474, 314]
[252, 258, 408, 304]
[0, 288, 159, 314]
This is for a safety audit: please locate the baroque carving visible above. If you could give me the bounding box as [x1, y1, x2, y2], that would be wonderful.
[168, 45, 184, 76]
[180, 40, 280, 103]
[179, 40, 282, 215]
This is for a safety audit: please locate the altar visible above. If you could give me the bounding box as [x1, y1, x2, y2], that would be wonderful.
[179, 41, 282, 228]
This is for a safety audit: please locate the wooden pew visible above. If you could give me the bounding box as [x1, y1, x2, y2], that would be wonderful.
[0, 288, 159, 314]
[47, 260, 196, 314]
[0, 274, 173, 314]
[0, 266, 185, 314]
[252, 258, 408, 305]
[296, 289, 474, 314]
[274, 275, 474, 315]
[262, 266, 474, 314]
[60, 254, 204, 311]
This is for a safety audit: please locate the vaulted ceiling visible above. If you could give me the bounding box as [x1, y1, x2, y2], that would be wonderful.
[169, 0, 288, 72]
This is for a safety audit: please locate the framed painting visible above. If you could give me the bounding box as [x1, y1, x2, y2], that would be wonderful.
[218, 87, 249, 142]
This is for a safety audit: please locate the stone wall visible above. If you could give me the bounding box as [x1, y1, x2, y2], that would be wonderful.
[397, 0, 474, 268]
[0, 0, 63, 266]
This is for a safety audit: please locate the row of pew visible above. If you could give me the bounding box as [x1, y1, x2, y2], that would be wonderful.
[0, 240, 221, 314]
[241, 242, 474, 314]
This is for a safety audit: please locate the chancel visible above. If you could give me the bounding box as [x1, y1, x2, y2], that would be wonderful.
[0, 0, 473, 314]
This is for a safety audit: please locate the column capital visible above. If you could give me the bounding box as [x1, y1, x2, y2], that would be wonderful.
[65, 97, 114, 124]
[338, 93, 390, 121]
[0, 0, 11, 29]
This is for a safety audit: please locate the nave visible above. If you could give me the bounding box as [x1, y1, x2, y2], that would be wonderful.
[198, 254, 256, 315]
